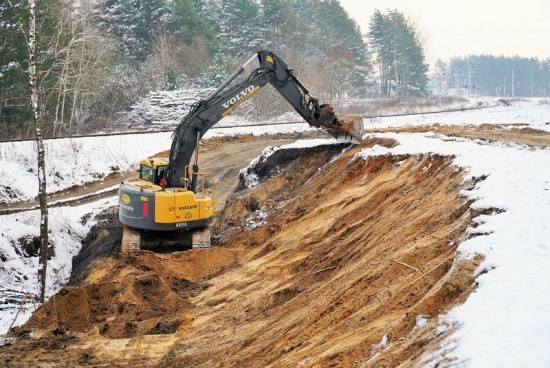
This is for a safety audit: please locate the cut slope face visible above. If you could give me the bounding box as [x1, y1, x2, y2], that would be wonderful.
[1, 137, 479, 367]
[167, 138, 478, 367]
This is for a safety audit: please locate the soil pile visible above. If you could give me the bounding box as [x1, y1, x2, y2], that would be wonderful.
[1, 136, 482, 367]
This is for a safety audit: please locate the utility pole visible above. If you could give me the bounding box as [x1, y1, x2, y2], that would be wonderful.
[530, 66, 534, 97]
[512, 69, 514, 98]
[467, 64, 475, 97]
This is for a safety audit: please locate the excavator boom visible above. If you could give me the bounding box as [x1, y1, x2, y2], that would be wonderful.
[166, 50, 363, 190]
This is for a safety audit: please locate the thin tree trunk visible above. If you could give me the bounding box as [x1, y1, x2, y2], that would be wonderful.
[28, 0, 49, 303]
[393, 48, 400, 98]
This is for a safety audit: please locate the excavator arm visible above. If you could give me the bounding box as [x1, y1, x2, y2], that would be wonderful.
[166, 50, 363, 189]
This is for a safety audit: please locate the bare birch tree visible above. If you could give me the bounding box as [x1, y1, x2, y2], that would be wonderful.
[29, 0, 49, 303]
[7, 0, 49, 302]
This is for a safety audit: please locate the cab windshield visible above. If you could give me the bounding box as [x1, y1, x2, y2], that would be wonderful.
[140, 165, 154, 183]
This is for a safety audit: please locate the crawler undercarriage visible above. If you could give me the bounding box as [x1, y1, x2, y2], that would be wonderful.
[121, 226, 211, 252]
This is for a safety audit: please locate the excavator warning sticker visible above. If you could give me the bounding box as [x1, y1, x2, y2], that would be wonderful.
[266, 55, 274, 64]
[122, 194, 131, 205]
[140, 196, 148, 202]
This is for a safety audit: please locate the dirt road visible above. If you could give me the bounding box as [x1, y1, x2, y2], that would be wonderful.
[0, 132, 311, 215]
[1, 125, 548, 367]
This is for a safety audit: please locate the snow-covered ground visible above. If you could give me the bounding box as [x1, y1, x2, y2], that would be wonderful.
[1, 98, 549, 366]
[366, 98, 550, 133]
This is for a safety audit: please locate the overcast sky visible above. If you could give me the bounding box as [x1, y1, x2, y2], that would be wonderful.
[338, 0, 550, 66]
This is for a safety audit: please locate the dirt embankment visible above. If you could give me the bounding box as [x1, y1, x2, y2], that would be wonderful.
[370, 123, 550, 148]
[1, 135, 487, 367]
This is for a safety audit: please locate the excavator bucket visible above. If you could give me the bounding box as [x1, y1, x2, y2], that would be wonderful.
[318, 105, 364, 144]
[331, 115, 364, 144]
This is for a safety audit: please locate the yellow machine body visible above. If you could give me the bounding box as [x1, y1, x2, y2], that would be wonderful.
[119, 159, 214, 232]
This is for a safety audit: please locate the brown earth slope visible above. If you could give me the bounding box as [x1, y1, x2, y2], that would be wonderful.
[0, 134, 486, 367]
[369, 123, 550, 148]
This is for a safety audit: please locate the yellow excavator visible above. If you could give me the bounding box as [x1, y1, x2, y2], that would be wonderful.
[118, 50, 364, 251]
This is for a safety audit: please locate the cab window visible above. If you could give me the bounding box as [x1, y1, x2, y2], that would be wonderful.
[140, 165, 154, 183]
[157, 166, 165, 182]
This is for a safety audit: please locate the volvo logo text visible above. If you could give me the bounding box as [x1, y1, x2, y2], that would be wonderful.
[179, 205, 198, 210]
[222, 86, 254, 108]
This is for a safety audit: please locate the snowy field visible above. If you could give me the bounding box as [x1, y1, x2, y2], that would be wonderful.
[1, 98, 549, 366]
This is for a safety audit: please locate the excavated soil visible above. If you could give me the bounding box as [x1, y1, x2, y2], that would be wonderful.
[2, 127, 524, 367]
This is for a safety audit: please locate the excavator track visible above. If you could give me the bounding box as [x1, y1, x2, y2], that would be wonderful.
[121, 225, 211, 252]
[121, 226, 141, 252]
[192, 227, 211, 248]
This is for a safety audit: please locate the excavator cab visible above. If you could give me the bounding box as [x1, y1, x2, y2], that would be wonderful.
[139, 158, 168, 185]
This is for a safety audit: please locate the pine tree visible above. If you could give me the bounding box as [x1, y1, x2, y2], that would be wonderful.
[94, 0, 172, 60]
[169, 0, 215, 47]
[261, 0, 293, 51]
[434, 59, 448, 95]
[369, 9, 428, 97]
[218, 0, 263, 58]
[0, 0, 31, 135]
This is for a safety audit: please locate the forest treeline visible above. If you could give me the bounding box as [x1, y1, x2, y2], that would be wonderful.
[1, 0, 431, 139]
[1, 0, 548, 140]
[435, 56, 550, 98]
